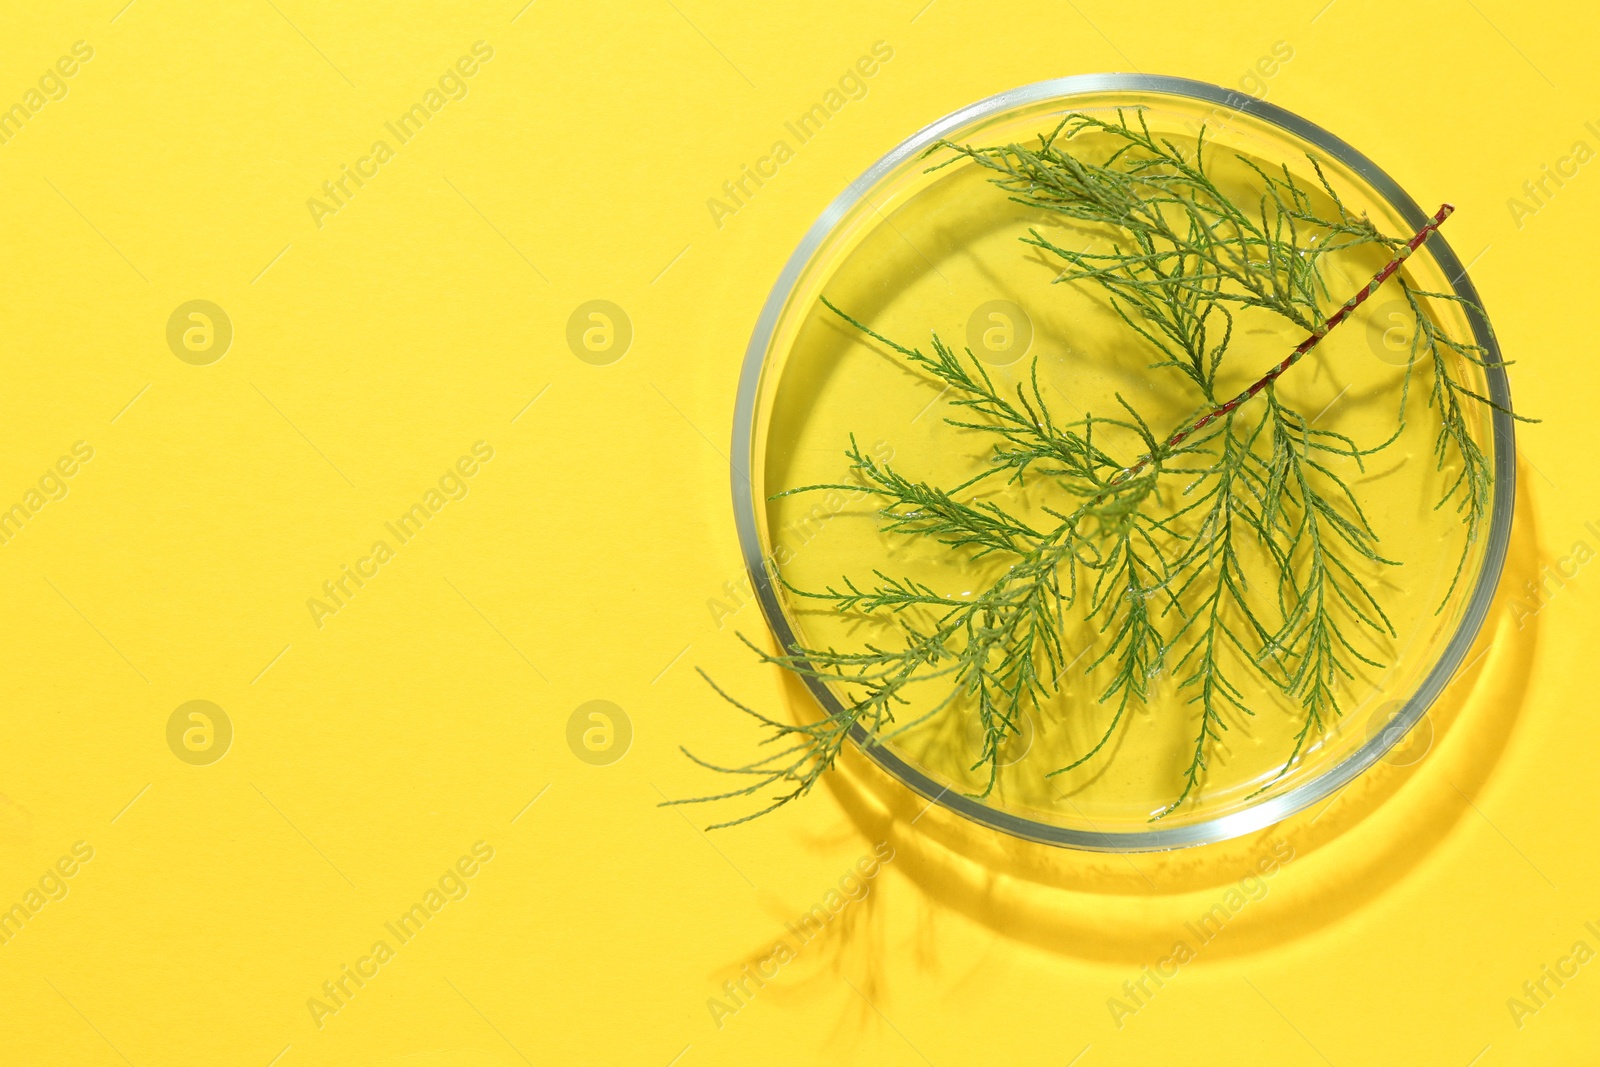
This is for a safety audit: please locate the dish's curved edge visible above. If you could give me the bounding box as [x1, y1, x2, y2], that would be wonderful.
[729, 73, 1516, 852]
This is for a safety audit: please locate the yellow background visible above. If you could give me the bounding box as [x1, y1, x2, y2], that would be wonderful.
[0, 1, 1593, 1064]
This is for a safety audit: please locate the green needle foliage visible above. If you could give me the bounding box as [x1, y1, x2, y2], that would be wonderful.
[671, 110, 1527, 829]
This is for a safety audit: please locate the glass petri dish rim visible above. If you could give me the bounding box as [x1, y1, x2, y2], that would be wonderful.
[730, 73, 1517, 853]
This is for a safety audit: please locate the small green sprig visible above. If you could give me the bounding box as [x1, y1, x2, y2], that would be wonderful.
[669, 110, 1527, 829]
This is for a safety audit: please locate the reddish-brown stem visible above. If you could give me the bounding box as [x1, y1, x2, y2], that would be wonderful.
[1113, 202, 1455, 483]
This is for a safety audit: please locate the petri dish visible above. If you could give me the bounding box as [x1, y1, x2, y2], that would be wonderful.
[729, 74, 1516, 851]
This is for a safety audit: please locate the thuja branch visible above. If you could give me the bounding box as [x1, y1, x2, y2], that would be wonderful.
[670, 113, 1521, 828]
